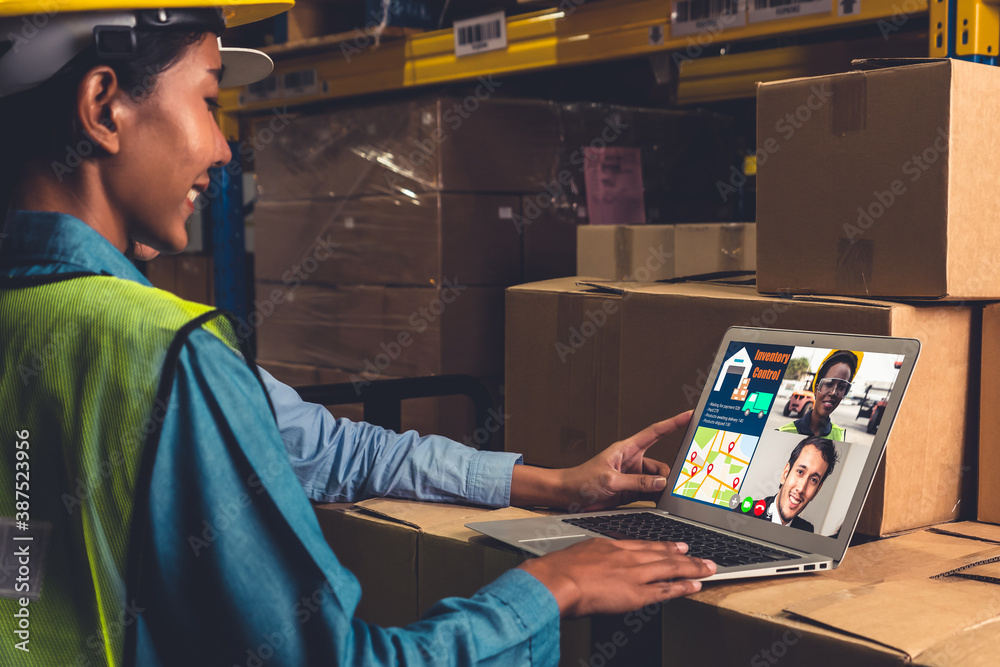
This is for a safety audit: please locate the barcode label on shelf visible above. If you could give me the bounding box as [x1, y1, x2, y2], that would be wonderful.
[748, 0, 830, 23]
[281, 68, 319, 98]
[671, 0, 746, 36]
[454, 11, 507, 57]
[244, 73, 279, 103]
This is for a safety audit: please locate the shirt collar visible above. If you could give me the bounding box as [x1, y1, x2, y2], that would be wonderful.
[1, 210, 151, 286]
[793, 408, 833, 438]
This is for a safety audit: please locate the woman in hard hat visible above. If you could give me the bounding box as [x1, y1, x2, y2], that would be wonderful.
[0, 4, 713, 665]
[779, 350, 862, 441]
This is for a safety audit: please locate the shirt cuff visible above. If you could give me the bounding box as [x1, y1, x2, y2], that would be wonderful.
[479, 568, 560, 666]
[467, 451, 523, 508]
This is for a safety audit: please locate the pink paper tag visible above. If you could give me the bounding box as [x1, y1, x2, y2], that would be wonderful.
[582, 147, 646, 225]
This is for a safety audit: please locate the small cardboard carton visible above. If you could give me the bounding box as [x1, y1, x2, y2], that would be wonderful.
[663, 524, 1000, 666]
[756, 58, 1000, 299]
[253, 193, 523, 288]
[576, 223, 756, 281]
[504, 278, 627, 468]
[312, 499, 594, 663]
[255, 282, 504, 377]
[979, 303, 1000, 524]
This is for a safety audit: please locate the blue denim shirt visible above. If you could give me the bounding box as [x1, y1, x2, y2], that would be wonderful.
[0, 211, 560, 666]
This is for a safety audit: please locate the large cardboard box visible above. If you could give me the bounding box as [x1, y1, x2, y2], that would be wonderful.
[254, 97, 562, 199]
[757, 58, 1000, 299]
[556, 103, 737, 224]
[257, 360, 502, 445]
[253, 194, 523, 287]
[146, 253, 214, 305]
[663, 524, 1000, 666]
[576, 223, 756, 281]
[312, 499, 594, 665]
[505, 278, 625, 468]
[255, 282, 504, 377]
[979, 303, 1000, 524]
[616, 281, 976, 536]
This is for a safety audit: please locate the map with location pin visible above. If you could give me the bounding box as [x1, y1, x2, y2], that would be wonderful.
[672, 426, 759, 507]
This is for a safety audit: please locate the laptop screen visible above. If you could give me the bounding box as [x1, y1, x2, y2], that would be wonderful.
[670, 341, 903, 539]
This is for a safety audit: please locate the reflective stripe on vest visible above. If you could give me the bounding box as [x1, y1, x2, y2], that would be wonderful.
[0, 274, 242, 667]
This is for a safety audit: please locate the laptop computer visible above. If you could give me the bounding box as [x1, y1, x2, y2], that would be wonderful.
[468, 327, 920, 581]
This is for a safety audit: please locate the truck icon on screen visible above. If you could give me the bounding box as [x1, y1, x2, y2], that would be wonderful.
[742, 391, 774, 417]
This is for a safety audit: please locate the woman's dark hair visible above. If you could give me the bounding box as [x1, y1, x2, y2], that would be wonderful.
[815, 350, 858, 384]
[0, 16, 221, 222]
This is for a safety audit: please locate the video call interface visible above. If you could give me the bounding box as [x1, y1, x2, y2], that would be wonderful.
[671, 342, 903, 538]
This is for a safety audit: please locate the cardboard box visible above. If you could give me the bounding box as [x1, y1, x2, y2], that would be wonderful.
[979, 303, 1000, 524]
[254, 97, 562, 199]
[663, 524, 1000, 666]
[615, 281, 976, 536]
[757, 58, 1000, 299]
[519, 196, 579, 284]
[255, 282, 505, 378]
[253, 194, 523, 287]
[146, 253, 214, 305]
[556, 103, 737, 224]
[311, 499, 594, 664]
[576, 223, 756, 281]
[257, 360, 502, 445]
[504, 278, 625, 468]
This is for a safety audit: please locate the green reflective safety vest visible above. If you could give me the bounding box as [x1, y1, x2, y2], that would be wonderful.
[777, 419, 846, 442]
[0, 273, 244, 667]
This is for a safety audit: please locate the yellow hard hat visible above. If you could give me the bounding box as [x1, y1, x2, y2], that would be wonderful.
[0, 2, 293, 97]
[0, 1, 292, 26]
[811, 349, 864, 393]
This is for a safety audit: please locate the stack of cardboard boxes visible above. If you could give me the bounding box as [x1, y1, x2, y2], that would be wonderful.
[499, 57, 1000, 662]
[251, 95, 736, 438]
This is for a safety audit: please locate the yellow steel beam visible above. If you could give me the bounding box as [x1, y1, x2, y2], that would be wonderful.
[219, 0, 930, 114]
[955, 0, 1000, 56]
[677, 30, 929, 104]
[929, 0, 949, 56]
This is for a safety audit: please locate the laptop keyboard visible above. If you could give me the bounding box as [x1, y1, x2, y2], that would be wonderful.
[562, 513, 799, 568]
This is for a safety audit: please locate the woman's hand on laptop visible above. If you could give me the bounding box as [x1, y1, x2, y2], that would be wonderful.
[519, 537, 715, 617]
[510, 411, 692, 511]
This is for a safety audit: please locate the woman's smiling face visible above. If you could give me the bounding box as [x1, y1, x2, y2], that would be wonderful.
[813, 361, 851, 420]
[106, 33, 231, 253]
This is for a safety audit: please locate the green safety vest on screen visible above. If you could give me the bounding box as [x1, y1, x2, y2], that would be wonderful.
[0, 273, 246, 667]
[777, 420, 847, 442]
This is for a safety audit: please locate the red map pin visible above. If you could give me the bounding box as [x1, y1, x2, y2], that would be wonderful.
[728, 441, 735, 454]
[707, 464, 714, 475]
[691, 451, 697, 462]
[691, 466, 699, 475]
[732, 477, 739, 489]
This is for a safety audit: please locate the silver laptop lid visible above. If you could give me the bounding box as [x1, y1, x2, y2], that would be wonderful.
[658, 327, 919, 564]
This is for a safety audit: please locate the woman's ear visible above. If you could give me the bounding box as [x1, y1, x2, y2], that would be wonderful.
[76, 66, 126, 155]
